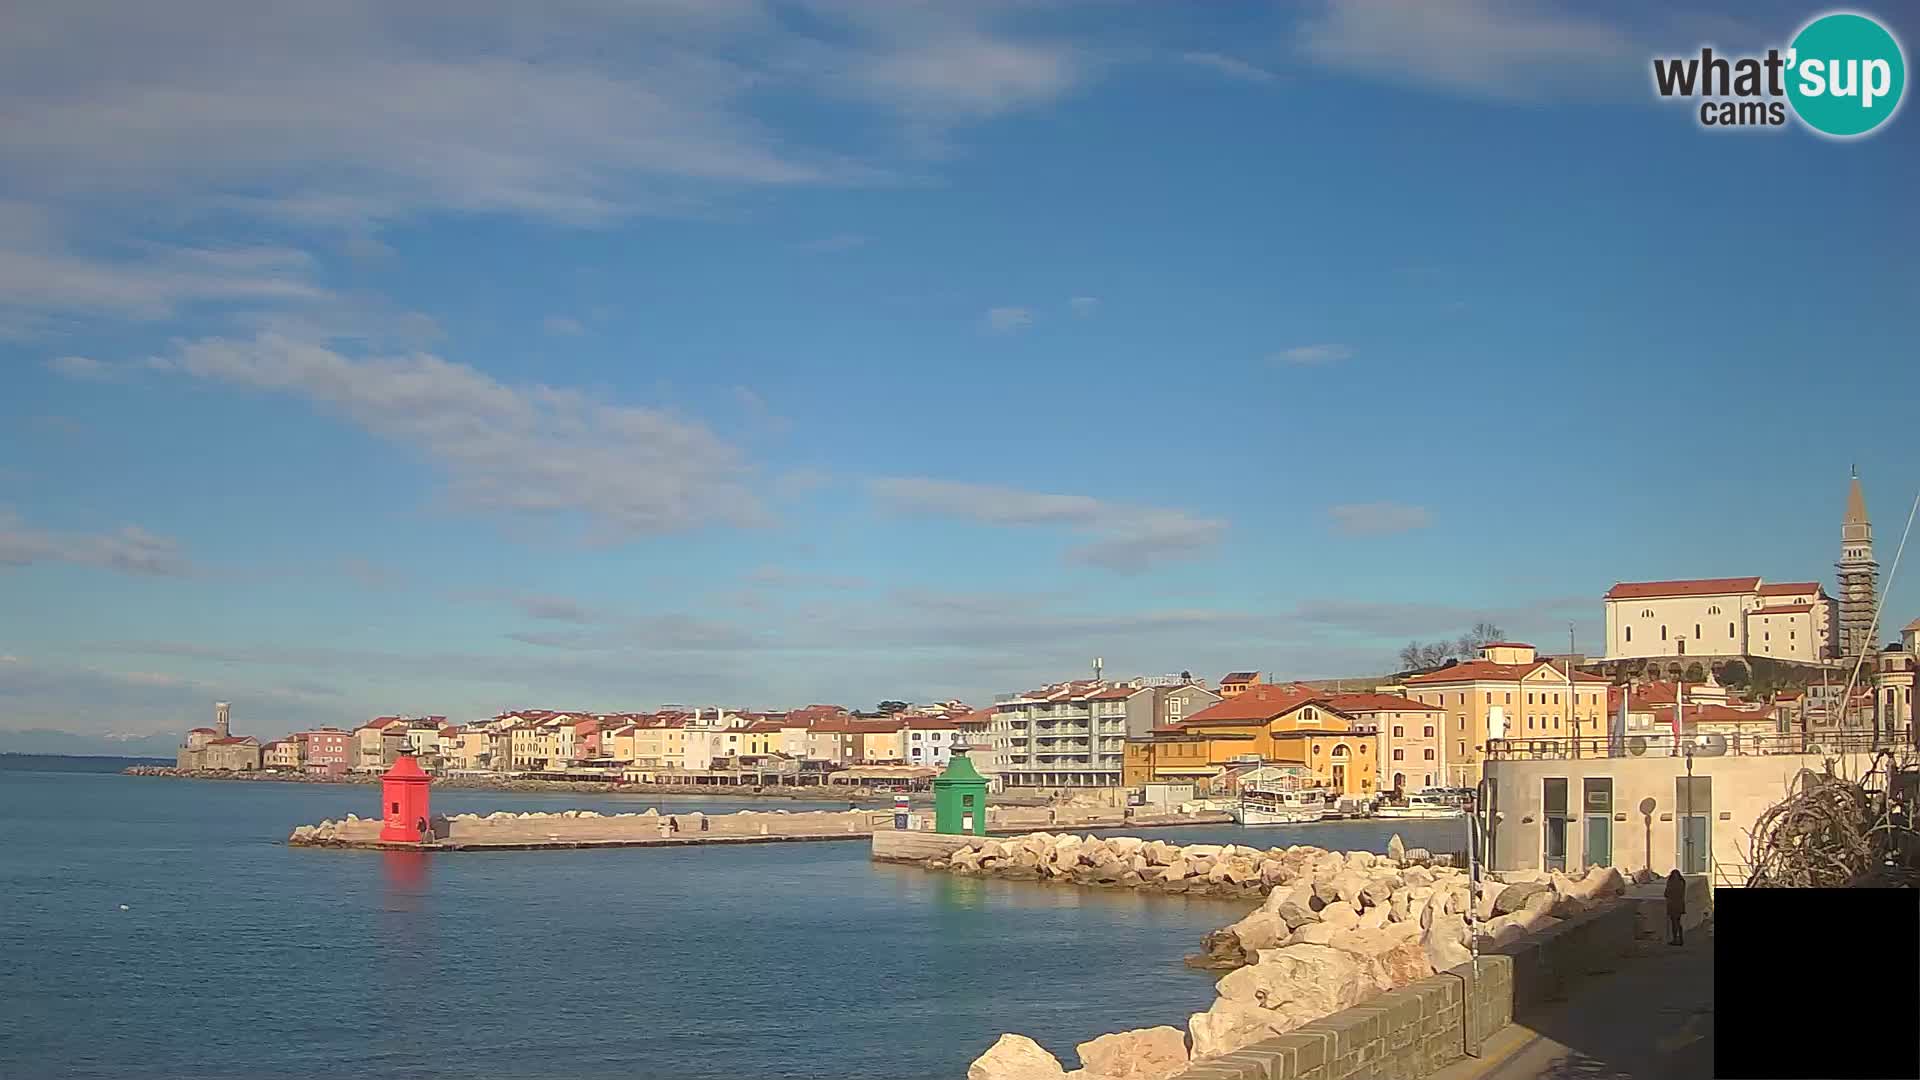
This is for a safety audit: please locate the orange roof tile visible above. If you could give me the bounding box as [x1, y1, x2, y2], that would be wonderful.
[1405, 660, 1607, 685]
[1757, 582, 1822, 596]
[1605, 577, 1760, 600]
[1180, 684, 1323, 724]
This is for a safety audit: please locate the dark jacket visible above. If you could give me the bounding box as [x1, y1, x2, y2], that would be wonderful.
[1664, 872, 1687, 914]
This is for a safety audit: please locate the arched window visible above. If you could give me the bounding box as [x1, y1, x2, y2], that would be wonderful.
[1728, 622, 1735, 637]
[1708, 605, 1720, 615]
[1642, 608, 1654, 618]
[1331, 745, 1349, 759]
[1661, 625, 1668, 640]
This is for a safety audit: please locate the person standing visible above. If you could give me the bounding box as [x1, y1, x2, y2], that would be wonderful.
[1664, 869, 1688, 945]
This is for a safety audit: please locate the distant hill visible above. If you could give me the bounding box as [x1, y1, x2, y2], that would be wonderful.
[0, 729, 183, 757]
[0, 752, 171, 772]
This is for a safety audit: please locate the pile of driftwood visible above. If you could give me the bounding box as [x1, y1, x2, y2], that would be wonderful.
[1747, 762, 1919, 888]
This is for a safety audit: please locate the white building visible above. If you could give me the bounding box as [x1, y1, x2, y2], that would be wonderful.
[1602, 577, 1835, 664]
[902, 715, 961, 768]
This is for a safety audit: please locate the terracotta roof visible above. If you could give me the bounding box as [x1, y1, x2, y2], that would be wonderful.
[1905, 618, 1920, 633]
[208, 736, 256, 746]
[902, 715, 961, 730]
[1404, 660, 1607, 685]
[743, 719, 786, 733]
[1322, 692, 1441, 713]
[1179, 684, 1323, 724]
[1605, 577, 1760, 600]
[187, 727, 216, 734]
[1478, 642, 1534, 650]
[1088, 686, 1146, 701]
[1220, 671, 1261, 683]
[1752, 604, 1813, 615]
[1757, 582, 1821, 596]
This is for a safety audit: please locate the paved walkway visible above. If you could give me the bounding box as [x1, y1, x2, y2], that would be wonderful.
[1433, 917, 1715, 1080]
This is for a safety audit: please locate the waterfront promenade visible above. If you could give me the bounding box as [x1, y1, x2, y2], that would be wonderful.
[1430, 919, 1713, 1080]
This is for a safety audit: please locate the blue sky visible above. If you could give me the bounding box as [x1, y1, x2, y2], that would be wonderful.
[3, 1, 1917, 742]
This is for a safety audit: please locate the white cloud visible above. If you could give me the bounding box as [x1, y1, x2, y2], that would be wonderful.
[1181, 51, 1277, 83]
[151, 333, 767, 539]
[985, 306, 1034, 333]
[1327, 502, 1433, 537]
[0, 510, 193, 577]
[1069, 296, 1100, 316]
[542, 315, 586, 337]
[0, 2, 1088, 233]
[1272, 343, 1354, 366]
[1298, 0, 1639, 100]
[0, 206, 326, 324]
[869, 477, 1226, 572]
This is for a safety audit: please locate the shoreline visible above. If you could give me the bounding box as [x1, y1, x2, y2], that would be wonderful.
[121, 766, 929, 802]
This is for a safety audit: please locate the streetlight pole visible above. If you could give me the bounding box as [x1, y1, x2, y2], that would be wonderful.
[1567, 623, 1578, 758]
[1682, 745, 1695, 875]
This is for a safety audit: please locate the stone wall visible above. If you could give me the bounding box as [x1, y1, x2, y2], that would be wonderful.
[1166, 902, 1641, 1080]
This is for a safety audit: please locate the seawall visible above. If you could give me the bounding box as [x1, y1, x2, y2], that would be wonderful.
[1165, 901, 1642, 1080]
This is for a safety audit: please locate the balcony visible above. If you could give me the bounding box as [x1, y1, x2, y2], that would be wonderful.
[1485, 731, 1882, 761]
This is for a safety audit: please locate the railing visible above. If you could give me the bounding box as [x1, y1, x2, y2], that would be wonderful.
[1485, 731, 1883, 761]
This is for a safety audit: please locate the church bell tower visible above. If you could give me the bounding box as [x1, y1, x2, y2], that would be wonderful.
[1837, 468, 1879, 661]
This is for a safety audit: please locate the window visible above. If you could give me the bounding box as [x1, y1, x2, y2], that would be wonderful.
[1553, 693, 1560, 705]
[1528, 718, 1535, 729]
[1708, 605, 1720, 615]
[1626, 626, 1631, 642]
[1392, 725, 1405, 737]
[1642, 608, 1654, 618]
[1424, 749, 1435, 760]
[1527, 693, 1535, 705]
[1505, 693, 1512, 704]
[1424, 774, 1434, 787]
[1694, 624, 1701, 638]
[1457, 693, 1465, 705]
[1393, 749, 1405, 760]
[1423, 725, 1435, 738]
[1728, 622, 1735, 637]
[1457, 740, 1466, 756]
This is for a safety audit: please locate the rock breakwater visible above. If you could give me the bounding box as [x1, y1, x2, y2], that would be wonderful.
[289, 806, 888, 848]
[950, 833, 1628, 1080]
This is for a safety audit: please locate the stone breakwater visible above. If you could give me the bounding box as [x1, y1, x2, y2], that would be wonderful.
[934, 833, 1628, 1080]
[289, 807, 890, 849]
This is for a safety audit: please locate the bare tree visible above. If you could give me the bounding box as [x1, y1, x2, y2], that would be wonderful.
[1395, 623, 1507, 673]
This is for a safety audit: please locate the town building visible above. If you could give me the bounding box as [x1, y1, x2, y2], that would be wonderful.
[1482, 725, 1876, 884]
[176, 702, 262, 771]
[1120, 684, 1390, 796]
[1218, 671, 1263, 698]
[1320, 692, 1444, 793]
[297, 728, 352, 776]
[263, 738, 303, 771]
[1398, 642, 1610, 787]
[354, 717, 411, 772]
[903, 715, 961, 768]
[987, 680, 1130, 789]
[1601, 577, 1837, 666]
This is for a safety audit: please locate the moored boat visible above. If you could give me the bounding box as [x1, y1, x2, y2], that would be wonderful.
[1232, 787, 1328, 825]
[1375, 788, 1465, 819]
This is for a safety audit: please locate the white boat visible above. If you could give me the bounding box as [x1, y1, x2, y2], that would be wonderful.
[1233, 788, 1328, 825]
[1375, 790, 1465, 820]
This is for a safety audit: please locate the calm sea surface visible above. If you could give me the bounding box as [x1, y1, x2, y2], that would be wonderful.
[0, 764, 1466, 1080]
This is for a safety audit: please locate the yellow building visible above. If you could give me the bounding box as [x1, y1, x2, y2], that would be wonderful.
[1121, 684, 1379, 795]
[630, 719, 687, 769]
[264, 739, 304, 771]
[1399, 642, 1610, 786]
[743, 720, 783, 756]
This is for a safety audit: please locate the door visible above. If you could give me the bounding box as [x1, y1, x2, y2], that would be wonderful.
[1583, 778, 1614, 867]
[1677, 775, 1711, 875]
[1543, 777, 1569, 872]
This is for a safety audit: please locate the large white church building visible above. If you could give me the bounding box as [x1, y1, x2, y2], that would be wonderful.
[1601, 472, 1876, 667]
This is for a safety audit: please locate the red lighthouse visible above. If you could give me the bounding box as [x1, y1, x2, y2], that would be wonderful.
[377, 753, 432, 843]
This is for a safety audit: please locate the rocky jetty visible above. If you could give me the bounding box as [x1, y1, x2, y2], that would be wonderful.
[959, 833, 1628, 1079]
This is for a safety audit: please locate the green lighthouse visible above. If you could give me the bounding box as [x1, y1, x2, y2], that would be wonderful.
[932, 745, 989, 836]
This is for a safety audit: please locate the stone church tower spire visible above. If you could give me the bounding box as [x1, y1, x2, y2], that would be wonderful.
[1837, 467, 1879, 660]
